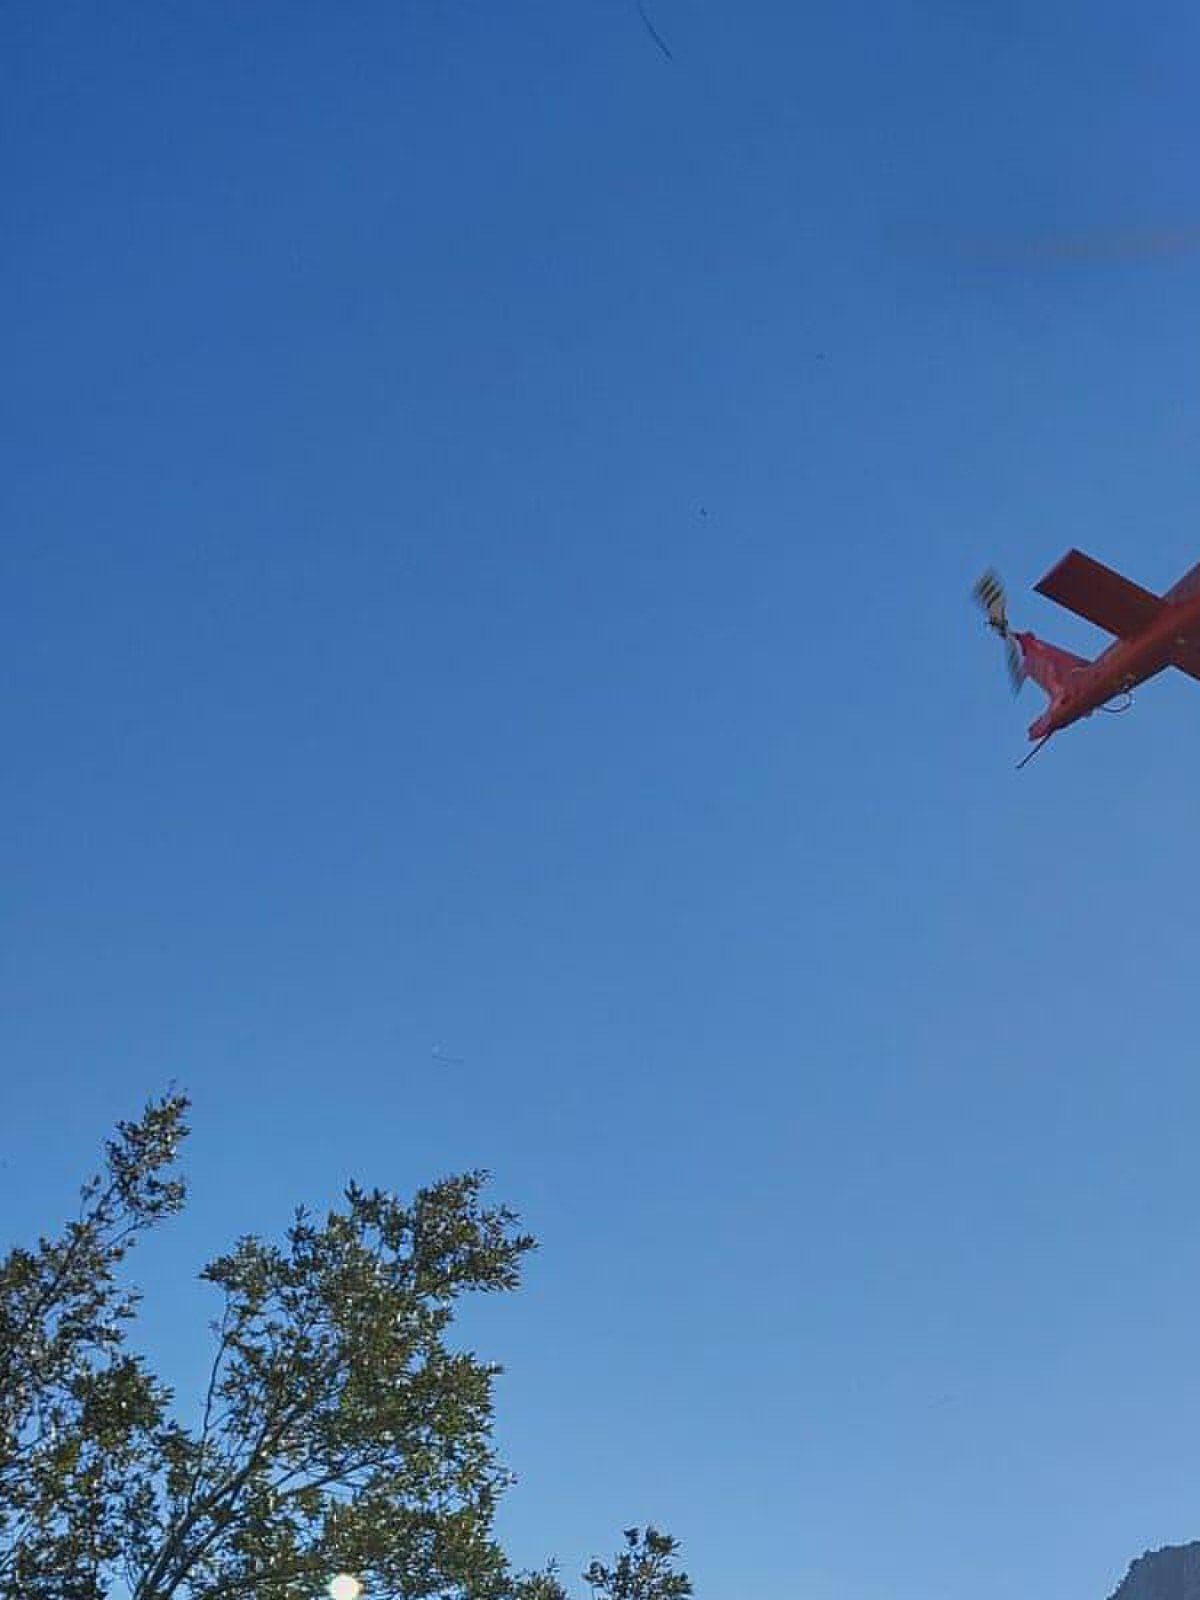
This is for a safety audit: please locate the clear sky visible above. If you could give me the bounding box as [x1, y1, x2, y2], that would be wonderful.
[5, 5, 1200, 1598]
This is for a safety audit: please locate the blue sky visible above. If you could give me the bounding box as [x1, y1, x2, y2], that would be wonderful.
[5, 4, 1200, 1597]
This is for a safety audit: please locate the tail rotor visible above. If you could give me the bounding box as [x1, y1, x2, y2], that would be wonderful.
[973, 569, 1025, 693]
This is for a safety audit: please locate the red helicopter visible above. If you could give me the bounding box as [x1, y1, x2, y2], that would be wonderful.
[974, 549, 1200, 765]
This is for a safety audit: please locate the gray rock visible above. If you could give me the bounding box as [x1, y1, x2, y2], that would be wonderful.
[1109, 1545, 1200, 1600]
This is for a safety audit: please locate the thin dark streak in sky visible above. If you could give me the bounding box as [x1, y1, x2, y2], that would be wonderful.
[636, 1, 674, 61]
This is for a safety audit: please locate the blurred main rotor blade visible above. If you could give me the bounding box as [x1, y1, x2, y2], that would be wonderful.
[1006, 635, 1026, 694]
[972, 569, 1024, 695]
[972, 569, 1010, 635]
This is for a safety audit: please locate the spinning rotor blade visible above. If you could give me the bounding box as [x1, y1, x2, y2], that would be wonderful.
[973, 569, 1009, 635]
[972, 569, 1025, 694]
[1005, 634, 1025, 693]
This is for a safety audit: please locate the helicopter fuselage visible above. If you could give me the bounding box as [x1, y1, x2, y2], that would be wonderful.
[1026, 580, 1200, 740]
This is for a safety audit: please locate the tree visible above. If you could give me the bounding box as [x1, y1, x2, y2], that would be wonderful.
[512, 1529, 692, 1600]
[0, 1095, 693, 1600]
[584, 1529, 692, 1600]
[0, 1093, 187, 1597]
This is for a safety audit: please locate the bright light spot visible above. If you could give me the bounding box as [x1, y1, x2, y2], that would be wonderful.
[328, 1577, 363, 1600]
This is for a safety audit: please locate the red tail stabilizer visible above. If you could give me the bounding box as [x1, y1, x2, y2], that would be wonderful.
[1013, 631, 1089, 701]
[1035, 549, 1162, 637]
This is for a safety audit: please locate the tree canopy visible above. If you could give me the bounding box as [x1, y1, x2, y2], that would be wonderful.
[0, 1093, 692, 1600]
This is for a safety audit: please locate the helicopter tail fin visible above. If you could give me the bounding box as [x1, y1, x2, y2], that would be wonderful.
[1012, 632, 1090, 700]
[973, 571, 1092, 702]
[1035, 548, 1162, 638]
